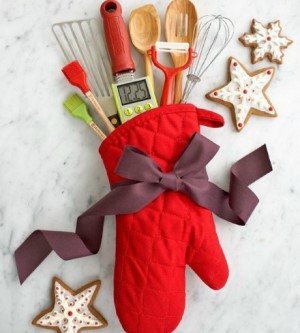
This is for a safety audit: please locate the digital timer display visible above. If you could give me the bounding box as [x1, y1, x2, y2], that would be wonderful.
[117, 79, 151, 106]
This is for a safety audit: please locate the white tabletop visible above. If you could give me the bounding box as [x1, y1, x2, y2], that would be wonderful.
[1, 0, 299, 332]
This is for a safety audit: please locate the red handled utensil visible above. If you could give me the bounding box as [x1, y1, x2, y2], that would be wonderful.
[100, 0, 158, 123]
[149, 42, 196, 106]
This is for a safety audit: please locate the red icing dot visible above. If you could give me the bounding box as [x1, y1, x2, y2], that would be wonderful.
[58, 302, 61, 305]
[87, 322, 90, 325]
[46, 316, 50, 319]
[39, 321, 43, 324]
[77, 308, 81, 312]
[88, 290, 92, 293]
[243, 89, 248, 94]
[68, 311, 73, 316]
[56, 321, 60, 324]
[80, 321, 83, 324]
[64, 319, 68, 322]
[73, 326, 76, 329]
[55, 287, 59, 290]
[213, 91, 218, 96]
[267, 36, 271, 41]
[63, 326, 67, 329]
[269, 106, 273, 111]
[238, 122, 243, 128]
[60, 291, 63, 294]
[233, 62, 238, 67]
[88, 316, 92, 319]
[267, 70, 272, 75]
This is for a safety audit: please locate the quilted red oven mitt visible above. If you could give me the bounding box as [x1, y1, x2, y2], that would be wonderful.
[99, 104, 227, 333]
[15, 104, 272, 333]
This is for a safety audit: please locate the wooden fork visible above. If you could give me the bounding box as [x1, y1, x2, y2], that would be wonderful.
[165, 0, 198, 103]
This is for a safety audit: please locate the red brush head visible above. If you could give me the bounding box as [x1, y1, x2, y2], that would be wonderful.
[62, 61, 90, 94]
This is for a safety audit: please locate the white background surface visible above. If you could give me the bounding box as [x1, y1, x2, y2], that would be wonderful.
[1, 0, 300, 332]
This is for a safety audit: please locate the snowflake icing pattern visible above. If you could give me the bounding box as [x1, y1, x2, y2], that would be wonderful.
[239, 19, 292, 64]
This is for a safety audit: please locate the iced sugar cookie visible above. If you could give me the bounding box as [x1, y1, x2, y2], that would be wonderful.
[32, 277, 108, 333]
[239, 19, 292, 64]
[206, 57, 277, 131]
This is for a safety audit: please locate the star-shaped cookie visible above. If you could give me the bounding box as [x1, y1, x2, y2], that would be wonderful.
[239, 19, 292, 64]
[206, 57, 277, 131]
[32, 277, 108, 333]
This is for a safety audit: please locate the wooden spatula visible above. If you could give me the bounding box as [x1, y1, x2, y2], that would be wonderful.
[165, 0, 198, 103]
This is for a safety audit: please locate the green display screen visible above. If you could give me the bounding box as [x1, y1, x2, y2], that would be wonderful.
[117, 79, 151, 106]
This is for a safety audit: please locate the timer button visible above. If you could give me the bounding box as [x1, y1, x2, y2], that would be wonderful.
[124, 108, 133, 116]
[134, 105, 143, 114]
[144, 103, 153, 110]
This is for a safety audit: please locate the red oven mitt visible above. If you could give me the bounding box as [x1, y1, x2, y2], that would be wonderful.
[16, 103, 271, 333]
[99, 104, 227, 333]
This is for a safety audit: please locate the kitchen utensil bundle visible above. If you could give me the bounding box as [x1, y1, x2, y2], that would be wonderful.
[129, 4, 161, 88]
[181, 14, 234, 103]
[149, 41, 196, 106]
[64, 94, 107, 140]
[15, 3, 274, 333]
[52, 18, 120, 127]
[165, 0, 198, 103]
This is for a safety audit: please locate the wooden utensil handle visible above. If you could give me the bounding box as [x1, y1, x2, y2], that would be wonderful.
[144, 53, 154, 89]
[174, 71, 184, 104]
[89, 121, 107, 141]
[86, 91, 115, 134]
[100, 0, 135, 75]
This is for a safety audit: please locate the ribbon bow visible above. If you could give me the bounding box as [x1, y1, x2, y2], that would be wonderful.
[15, 133, 272, 284]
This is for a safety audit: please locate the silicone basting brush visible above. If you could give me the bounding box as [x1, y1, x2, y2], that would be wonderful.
[62, 60, 115, 134]
[64, 93, 106, 141]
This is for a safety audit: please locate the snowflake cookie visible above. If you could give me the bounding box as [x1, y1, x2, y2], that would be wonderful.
[32, 277, 108, 333]
[206, 57, 277, 131]
[239, 19, 292, 64]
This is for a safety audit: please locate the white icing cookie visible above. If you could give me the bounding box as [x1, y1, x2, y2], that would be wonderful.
[32, 277, 107, 333]
[239, 19, 292, 64]
[206, 57, 277, 131]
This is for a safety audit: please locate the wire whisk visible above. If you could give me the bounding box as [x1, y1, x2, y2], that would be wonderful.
[181, 15, 234, 103]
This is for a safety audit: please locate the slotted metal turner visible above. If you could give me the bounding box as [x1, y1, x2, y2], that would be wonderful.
[52, 18, 120, 127]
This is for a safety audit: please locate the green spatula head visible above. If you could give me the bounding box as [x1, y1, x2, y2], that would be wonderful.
[63, 93, 93, 124]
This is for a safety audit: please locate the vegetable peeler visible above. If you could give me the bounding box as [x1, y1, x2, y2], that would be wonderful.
[148, 42, 196, 106]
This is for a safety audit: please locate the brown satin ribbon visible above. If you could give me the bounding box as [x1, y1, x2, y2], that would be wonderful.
[15, 133, 272, 284]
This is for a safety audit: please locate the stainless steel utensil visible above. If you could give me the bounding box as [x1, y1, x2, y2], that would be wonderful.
[181, 15, 234, 103]
[52, 18, 120, 127]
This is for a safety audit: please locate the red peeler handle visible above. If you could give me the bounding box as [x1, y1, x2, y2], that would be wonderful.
[100, 0, 135, 75]
[149, 46, 195, 106]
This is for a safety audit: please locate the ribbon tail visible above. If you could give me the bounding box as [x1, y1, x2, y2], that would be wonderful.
[15, 182, 163, 284]
[229, 144, 273, 223]
[184, 144, 272, 225]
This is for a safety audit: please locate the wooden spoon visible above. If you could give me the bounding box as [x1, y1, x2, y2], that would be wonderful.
[129, 4, 161, 88]
[165, 0, 198, 103]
